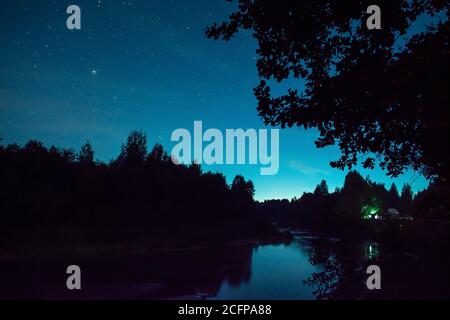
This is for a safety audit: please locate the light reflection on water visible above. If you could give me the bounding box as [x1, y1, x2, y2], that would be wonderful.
[0, 235, 325, 300]
[366, 243, 380, 260]
[211, 242, 320, 300]
[1, 231, 449, 299]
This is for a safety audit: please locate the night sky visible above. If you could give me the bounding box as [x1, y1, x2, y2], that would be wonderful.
[0, 0, 429, 200]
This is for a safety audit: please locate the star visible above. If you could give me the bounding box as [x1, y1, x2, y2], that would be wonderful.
[91, 69, 97, 76]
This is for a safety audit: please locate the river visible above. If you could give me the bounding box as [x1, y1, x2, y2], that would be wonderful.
[0, 230, 448, 299]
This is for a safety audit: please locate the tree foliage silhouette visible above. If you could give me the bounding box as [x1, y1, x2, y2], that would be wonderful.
[78, 141, 95, 165]
[0, 132, 265, 252]
[232, 175, 255, 199]
[400, 183, 414, 215]
[387, 183, 400, 209]
[207, 0, 449, 181]
[148, 143, 169, 162]
[116, 130, 148, 167]
[314, 180, 329, 197]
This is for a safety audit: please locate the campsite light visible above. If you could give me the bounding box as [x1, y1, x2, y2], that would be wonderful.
[361, 203, 381, 219]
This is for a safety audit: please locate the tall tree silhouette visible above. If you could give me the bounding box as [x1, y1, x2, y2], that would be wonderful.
[400, 183, 414, 215]
[115, 130, 148, 167]
[387, 183, 400, 209]
[339, 171, 371, 219]
[61, 148, 76, 163]
[24, 140, 46, 154]
[207, 0, 449, 181]
[78, 141, 95, 165]
[231, 175, 255, 211]
[314, 180, 329, 197]
[147, 143, 169, 162]
[232, 175, 255, 199]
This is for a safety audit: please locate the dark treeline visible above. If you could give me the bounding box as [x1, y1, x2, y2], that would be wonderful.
[0, 132, 274, 254]
[259, 171, 450, 232]
[1, 132, 448, 254]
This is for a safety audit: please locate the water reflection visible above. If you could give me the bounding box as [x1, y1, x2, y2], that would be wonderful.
[0, 245, 255, 299]
[212, 242, 319, 300]
[1, 231, 449, 299]
[0, 242, 320, 300]
[302, 235, 450, 299]
[367, 243, 380, 260]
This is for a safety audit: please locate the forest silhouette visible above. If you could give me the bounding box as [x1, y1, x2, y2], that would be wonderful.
[1, 131, 448, 257]
[0, 132, 275, 255]
[260, 171, 449, 241]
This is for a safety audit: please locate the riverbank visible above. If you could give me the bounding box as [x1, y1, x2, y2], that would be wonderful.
[277, 218, 450, 250]
[0, 223, 292, 260]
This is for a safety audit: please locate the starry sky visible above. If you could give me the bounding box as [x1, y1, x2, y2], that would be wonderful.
[0, 0, 430, 200]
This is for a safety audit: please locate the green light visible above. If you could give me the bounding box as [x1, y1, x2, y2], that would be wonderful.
[367, 243, 380, 259]
[361, 201, 381, 219]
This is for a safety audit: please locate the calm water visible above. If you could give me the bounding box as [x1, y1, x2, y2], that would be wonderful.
[211, 241, 319, 300]
[1, 230, 449, 299]
[0, 232, 323, 299]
